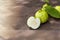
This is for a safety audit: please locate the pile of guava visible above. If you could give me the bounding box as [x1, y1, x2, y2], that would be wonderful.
[27, 1, 60, 29]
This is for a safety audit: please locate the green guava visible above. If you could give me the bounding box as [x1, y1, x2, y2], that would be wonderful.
[55, 6, 60, 12]
[35, 9, 48, 23]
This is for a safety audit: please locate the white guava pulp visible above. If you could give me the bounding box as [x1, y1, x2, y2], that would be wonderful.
[27, 16, 41, 29]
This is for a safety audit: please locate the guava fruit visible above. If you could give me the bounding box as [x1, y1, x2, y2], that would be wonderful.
[27, 16, 40, 29]
[55, 6, 60, 12]
[35, 9, 48, 23]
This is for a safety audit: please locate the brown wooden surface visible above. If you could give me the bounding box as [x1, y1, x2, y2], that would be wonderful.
[8, 0, 60, 40]
[1, 0, 60, 40]
[14, 0, 60, 30]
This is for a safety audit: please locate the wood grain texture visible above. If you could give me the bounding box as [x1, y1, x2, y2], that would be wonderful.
[0, 0, 60, 40]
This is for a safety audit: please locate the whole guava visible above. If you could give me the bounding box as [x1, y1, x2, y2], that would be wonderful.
[55, 6, 60, 12]
[35, 9, 48, 23]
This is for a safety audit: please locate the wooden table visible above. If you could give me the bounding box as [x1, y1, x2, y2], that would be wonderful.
[15, 0, 60, 30]
[1, 0, 60, 40]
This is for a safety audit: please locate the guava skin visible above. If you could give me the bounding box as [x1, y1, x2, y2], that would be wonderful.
[55, 6, 60, 12]
[35, 10, 48, 23]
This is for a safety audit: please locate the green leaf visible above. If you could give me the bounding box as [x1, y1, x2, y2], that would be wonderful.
[42, 4, 60, 18]
[43, 0, 49, 3]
